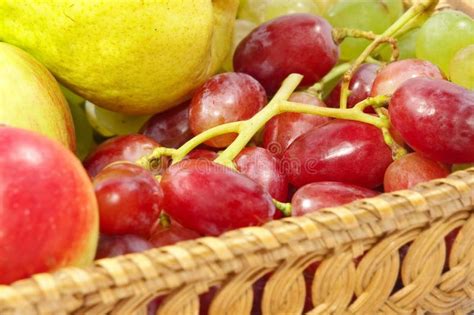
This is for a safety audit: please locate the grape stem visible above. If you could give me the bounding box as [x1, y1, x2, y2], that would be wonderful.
[273, 199, 292, 217]
[338, 0, 439, 109]
[306, 62, 351, 98]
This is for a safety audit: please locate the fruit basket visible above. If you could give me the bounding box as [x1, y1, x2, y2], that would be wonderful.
[0, 0, 473, 314]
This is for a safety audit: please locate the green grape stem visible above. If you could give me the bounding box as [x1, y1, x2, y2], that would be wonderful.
[273, 199, 292, 217]
[306, 62, 351, 98]
[338, 0, 439, 109]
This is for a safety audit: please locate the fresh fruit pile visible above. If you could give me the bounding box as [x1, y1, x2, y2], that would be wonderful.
[0, 0, 472, 306]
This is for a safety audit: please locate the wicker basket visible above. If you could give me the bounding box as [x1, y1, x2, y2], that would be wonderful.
[1, 1, 474, 314]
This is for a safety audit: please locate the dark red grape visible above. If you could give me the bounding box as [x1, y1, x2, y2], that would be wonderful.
[84, 134, 161, 177]
[93, 162, 163, 237]
[161, 159, 275, 236]
[263, 92, 330, 157]
[282, 120, 393, 188]
[383, 153, 450, 192]
[389, 77, 474, 163]
[184, 149, 218, 161]
[325, 63, 380, 109]
[189, 72, 267, 148]
[140, 101, 193, 148]
[95, 234, 152, 259]
[291, 182, 379, 216]
[149, 224, 201, 247]
[234, 14, 339, 95]
[234, 147, 288, 201]
[370, 59, 444, 97]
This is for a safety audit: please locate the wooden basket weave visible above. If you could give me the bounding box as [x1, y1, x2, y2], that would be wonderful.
[1, 1, 474, 314]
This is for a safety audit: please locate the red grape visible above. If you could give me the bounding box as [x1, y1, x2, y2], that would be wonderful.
[184, 149, 218, 161]
[389, 77, 474, 163]
[325, 63, 380, 109]
[140, 101, 193, 148]
[95, 234, 152, 259]
[291, 182, 379, 216]
[84, 134, 161, 177]
[234, 147, 288, 201]
[161, 159, 275, 236]
[262, 92, 330, 157]
[383, 153, 450, 192]
[149, 224, 200, 247]
[282, 120, 393, 188]
[93, 162, 163, 237]
[370, 59, 444, 97]
[234, 14, 339, 95]
[189, 72, 267, 148]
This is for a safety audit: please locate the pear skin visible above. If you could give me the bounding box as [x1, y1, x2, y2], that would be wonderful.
[0, 0, 239, 115]
[0, 42, 75, 151]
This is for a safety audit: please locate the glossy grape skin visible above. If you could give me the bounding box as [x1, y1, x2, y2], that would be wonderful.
[93, 162, 163, 237]
[95, 234, 152, 259]
[184, 149, 218, 161]
[140, 102, 193, 148]
[234, 147, 288, 201]
[263, 92, 330, 157]
[417, 10, 474, 74]
[149, 224, 201, 247]
[83, 134, 160, 178]
[325, 63, 380, 108]
[370, 59, 444, 97]
[449, 45, 474, 90]
[389, 78, 474, 163]
[282, 120, 393, 188]
[383, 153, 450, 192]
[161, 159, 275, 236]
[189, 72, 267, 148]
[234, 14, 339, 95]
[380, 28, 420, 61]
[291, 182, 379, 216]
[326, 0, 403, 60]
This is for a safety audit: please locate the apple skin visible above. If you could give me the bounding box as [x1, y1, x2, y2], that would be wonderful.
[0, 127, 98, 284]
[0, 42, 75, 151]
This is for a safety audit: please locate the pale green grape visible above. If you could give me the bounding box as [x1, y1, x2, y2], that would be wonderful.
[379, 27, 420, 61]
[417, 10, 474, 74]
[326, 0, 404, 61]
[60, 86, 95, 160]
[449, 44, 474, 90]
[313, 0, 339, 16]
[85, 101, 150, 137]
[222, 19, 257, 72]
[238, 0, 321, 24]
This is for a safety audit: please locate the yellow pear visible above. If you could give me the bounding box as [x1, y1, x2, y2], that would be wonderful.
[0, 43, 75, 150]
[0, 0, 239, 115]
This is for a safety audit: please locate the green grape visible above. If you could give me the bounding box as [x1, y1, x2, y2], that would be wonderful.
[60, 86, 95, 160]
[379, 27, 420, 61]
[238, 0, 321, 24]
[222, 19, 256, 72]
[85, 101, 151, 137]
[416, 10, 474, 74]
[326, 0, 404, 61]
[313, 0, 339, 16]
[449, 44, 474, 90]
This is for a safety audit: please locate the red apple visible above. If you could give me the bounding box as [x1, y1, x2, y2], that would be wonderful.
[0, 127, 98, 284]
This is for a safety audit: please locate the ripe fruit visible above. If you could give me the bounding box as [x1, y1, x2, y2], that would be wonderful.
[383, 153, 450, 192]
[0, 42, 75, 150]
[0, 1, 239, 114]
[140, 102, 193, 148]
[282, 120, 393, 188]
[0, 127, 98, 284]
[449, 45, 474, 90]
[370, 59, 444, 97]
[93, 162, 163, 237]
[325, 63, 380, 109]
[389, 78, 474, 163]
[263, 92, 330, 157]
[234, 147, 288, 201]
[95, 234, 152, 259]
[189, 72, 267, 148]
[238, 0, 321, 24]
[291, 182, 378, 216]
[161, 159, 275, 236]
[83, 134, 161, 178]
[234, 14, 339, 95]
[184, 149, 219, 161]
[149, 224, 201, 247]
